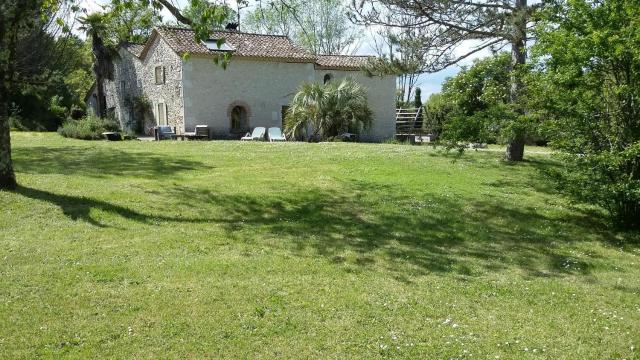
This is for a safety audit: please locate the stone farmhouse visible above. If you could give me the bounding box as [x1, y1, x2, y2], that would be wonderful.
[96, 26, 396, 141]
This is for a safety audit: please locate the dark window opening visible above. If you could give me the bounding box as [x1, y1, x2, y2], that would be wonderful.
[323, 73, 333, 84]
[230, 105, 248, 133]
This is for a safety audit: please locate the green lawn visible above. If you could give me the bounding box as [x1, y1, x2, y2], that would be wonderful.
[1, 132, 639, 358]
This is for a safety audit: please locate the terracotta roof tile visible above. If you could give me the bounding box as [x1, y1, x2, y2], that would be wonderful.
[156, 26, 316, 62]
[315, 55, 371, 70]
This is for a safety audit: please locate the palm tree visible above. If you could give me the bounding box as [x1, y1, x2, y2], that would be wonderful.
[284, 78, 373, 141]
[79, 13, 112, 118]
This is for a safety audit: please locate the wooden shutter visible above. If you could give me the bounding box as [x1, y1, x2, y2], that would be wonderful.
[157, 103, 167, 125]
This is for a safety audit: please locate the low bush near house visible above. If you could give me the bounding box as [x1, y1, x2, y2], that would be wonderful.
[57, 113, 120, 140]
[284, 78, 373, 141]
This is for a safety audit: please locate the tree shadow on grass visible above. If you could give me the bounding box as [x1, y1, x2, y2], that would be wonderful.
[163, 181, 639, 280]
[12, 146, 211, 179]
[14, 186, 212, 228]
[12, 178, 638, 280]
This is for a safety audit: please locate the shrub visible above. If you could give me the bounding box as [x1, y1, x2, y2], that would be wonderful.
[534, 0, 640, 229]
[552, 146, 640, 229]
[284, 78, 373, 141]
[69, 106, 86, 120]
[58, 113, 120, 140]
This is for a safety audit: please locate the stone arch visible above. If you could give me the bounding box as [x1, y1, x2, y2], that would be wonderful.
[227, 100, 251, 134]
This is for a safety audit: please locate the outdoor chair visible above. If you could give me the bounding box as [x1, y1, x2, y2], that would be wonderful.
[241, 127, 266, 141]
[267, 127, 286, 142]
[185, 125, 210, 140]
[155, 125, 175, 140]
[194, 125, 209, 139]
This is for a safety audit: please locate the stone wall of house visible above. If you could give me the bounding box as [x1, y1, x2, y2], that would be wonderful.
[105, 36, 184, 134]
[182, 57, 396, 141]
[140, 37, 184, 133]
[182, 57, 315, 138]
[105, 48, 143, 132]
[104, 33, 394, 140]
[314, 69, 396, 142]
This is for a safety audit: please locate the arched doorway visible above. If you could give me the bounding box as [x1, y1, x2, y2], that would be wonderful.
[230, 105, 249, 134]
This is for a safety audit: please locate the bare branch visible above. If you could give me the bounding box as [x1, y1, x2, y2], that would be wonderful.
[153, 0, 192, 25]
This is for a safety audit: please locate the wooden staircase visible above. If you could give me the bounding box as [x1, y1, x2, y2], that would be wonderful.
[395, 108, 427, 143]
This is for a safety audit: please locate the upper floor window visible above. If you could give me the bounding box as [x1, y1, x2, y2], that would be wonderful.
[155, 66, 165, 84]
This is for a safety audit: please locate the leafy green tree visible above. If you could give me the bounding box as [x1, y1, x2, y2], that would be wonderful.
[107, 0, 162, 43]
[433, 52, 530, 145]
[1, 0, 51, 189]
[284, 78, 373, 141]
[422, 93, 454, 138]
[413, 87, 422, 109]
[533, 0, 640, 228]
[245, 0, 360, 55]
[1, 0, 230, 189]
[351, 0, 541, 161]
[62, 39, 94, 106]
[443, 53, 511, 116]
[180, 1, 236, 31]
[79, 13, 112, 119]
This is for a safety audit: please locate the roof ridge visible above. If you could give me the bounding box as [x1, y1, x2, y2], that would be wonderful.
[317, 54, 372, 58]
[210, 29, 292, 39]
[156, 25, 292, 39]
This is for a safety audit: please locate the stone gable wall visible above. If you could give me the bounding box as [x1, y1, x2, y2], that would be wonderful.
[105, 36, 184, 134]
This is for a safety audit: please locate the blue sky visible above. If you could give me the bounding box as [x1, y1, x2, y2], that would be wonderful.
[80, 0, 481, 97]
[414, 67, 461, 99]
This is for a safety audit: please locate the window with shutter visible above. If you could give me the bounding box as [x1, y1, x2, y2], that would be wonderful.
[156, 103, 167, 125]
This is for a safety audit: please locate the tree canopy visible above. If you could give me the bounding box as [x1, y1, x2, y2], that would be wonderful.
[532, 0, 640, 228]
[245, 0, 361, 55]
[351, 0, 539, 161]
[284, 78, 373, 141]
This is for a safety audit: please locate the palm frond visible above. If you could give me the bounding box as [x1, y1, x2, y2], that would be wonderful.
[284, 78, 373, 141]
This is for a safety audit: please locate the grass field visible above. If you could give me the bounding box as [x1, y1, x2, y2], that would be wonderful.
[1, 132, 639, 358]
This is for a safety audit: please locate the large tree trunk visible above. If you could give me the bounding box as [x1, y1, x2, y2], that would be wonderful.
[506, 0, 527, 162]
[0, 6, 16, 190]
[0, 86, 16, 190]
[95, 75, 106, 118]
[91, 33, 108, 118]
